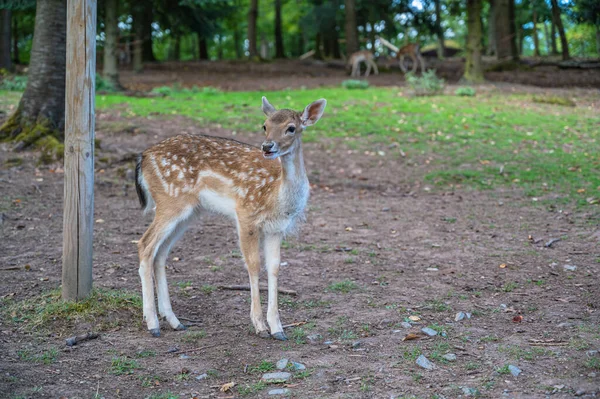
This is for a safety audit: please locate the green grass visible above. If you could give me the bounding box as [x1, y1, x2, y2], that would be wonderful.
[2, 86, 599, 204]
[327, 280, 358, 293]
[237, 381, 267, 396]
[248, 360, 276, 373]
[181, 330, 207, 343]
[17, 347, 58, 365]
[109, 357, 140, 375]
[3, 288, 141, 333]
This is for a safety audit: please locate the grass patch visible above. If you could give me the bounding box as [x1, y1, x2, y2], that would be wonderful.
[342, 79, 369, 90]
[327, 280, 358, 293]
[288, 322, 316, 344]
[237, 381, 267, 396]
[181, 330, 207, 343]
[499, 345, 551, 361]
[532, 95, 575, 107]
[3, 288, 141, 333]
[405, 70, 445, 96]
[17, 347, 58, 365]
[201, 284, 217, 294]
[109, 357, 140, 375]
[424, 299, 451, 312]
[248, 360, 276, 373]
[455, 87, 476, 97]
[585, 357, 600, 370]
[502, 282, 519, 292]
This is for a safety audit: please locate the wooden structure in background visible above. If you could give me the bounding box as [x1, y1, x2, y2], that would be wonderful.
[62, 0, 97, 301]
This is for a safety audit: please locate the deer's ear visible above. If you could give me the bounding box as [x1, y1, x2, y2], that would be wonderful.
[301, 99, 327, 126]
[261, 96, 276, 117]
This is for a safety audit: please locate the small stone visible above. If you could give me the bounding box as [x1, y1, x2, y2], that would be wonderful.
[261, 372, 292, 383]
[442, 353, 456, 362]
[352, 341, 362, 348]
[586, 350, 598, 357]
[557, 322, 574, 328]
[276, 358, 289, 370]
[323, 340, 333, 345]
[461, 387, 480, 396]
[179, 354, 190, 359]
[378, 319, 393, 328]
[280, 261, 289, 267]
[508, 365, 522, 377]
[400, 322, 412, 329]
[381, 207, 391, 212]
[306, 334, 322, 344]
[416, 355, 435, 370]
[455, 312, 466, 321]
[575, 389, 586, 396]
[268, 388, 290, 395]
[588, 372, 597, 378]
[195, 373, 208, 381]
[290, 361, 305, 371]
[421, 327, 438, 337]
[426, 267, 439, 272]
[564, 264, 577, 271]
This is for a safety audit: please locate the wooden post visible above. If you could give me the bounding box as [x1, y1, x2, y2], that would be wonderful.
[62, 0, 97, 301]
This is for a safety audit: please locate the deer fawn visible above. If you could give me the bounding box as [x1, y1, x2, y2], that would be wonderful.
[348, 50, 379, 77]
[397, 43, 425, 74]
[135, 97, 326, 340]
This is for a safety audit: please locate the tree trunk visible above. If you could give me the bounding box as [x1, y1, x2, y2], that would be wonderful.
[464, 0, 484, 83]
[274, 0, 284, 58]
[344, 0, 358, 55]
[487, 0, 496, 56]
[132, 4, 143, 72]
[543, 21, 551, 55]
[248, 0, 258, 58]
[233, 26, 242, 59]
[550, 19, 558, 55]
[550, 0, 569, 60]
[0, 9, 11, 71]
[494, 0, 512, 59]
[434, 0, 445, 58]
[142, 3, 155, 62]
[12, 13, 19, 64]
[198, 36, 208, 60]
[532, 10, 540, 56]
[102, 0, 122, 90]
[596, 25, 600, 57]
[314, 32, 323, 60]
[173, 34, 181, 61]
[0, 0, 66, 155]
[217, 35, 223, 60]
[508, 0, 518, 60]
[332, 28, 341, 59]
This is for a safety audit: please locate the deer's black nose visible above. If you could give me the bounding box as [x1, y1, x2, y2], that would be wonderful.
[262, 142, 275, 152]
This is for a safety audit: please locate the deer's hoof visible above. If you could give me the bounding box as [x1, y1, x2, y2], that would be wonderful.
[272, 331, 288, 341]
[175, 323, 187, 331]
[149, 328, 161, 337]
[257, 330, 271, 339]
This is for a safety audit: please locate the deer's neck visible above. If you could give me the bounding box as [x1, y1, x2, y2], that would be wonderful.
[277, 142, 309, 216]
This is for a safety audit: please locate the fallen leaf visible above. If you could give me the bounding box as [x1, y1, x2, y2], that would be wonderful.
[96, 219, 105, 224]
[220, 382, 235, 392]
[499, 263, 507, 269]
[512, 315, 523, 323]
[408, 315, 421, 322]
[402, 333, 422, 341]
[345, 227, 353, 232]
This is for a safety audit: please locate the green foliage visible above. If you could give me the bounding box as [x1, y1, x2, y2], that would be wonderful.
[0, 75, 28, 91]
[532, 95, 576, 107]
[455, 87, 476, 97]
[342, 79, 369, 90]
[151, 86, 175, 96]
[248, 360, 276, 373]
[95, 74, 118, 92]
[327, 280, 358, 293]
[405, 70, 445, 96]
[109, 357, 140, 375]
[17, 347, 58, 365]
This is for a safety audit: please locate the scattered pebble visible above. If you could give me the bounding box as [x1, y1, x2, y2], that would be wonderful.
[261, 372, 292, 383]
[279, 261, 289, 267]
[455, 312, 472, 322]
[276, 358, 289, 370]
[585, 350, 598, 357]
[179, 355, 190, 360]
[563, 264, 577, 271]
[352, 341, 362, 348]
[421, 327, 438, 337]
[508, 365, 522, 377]
[575, 389, 586, 396]
[442, 353, 457, 362]
[378, 319, 393, 328]
[323, 340, 334, 345]
[195, 373, 208, 381]
[290, 361, 305, 371]
[557, 322, 574, 328]
[268, 388, 290, 395]
[381, 207, 391, 212]
[426, 267, 439, 272]
[400, 322, 412, 329]
[416, 355, 435, 370]
[306, 334, 322, 344]
[461, 387, 480, 396]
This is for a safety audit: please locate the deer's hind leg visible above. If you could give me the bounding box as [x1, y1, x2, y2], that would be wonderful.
[138, 206, 194, 337]
[154, 208, 195, 331]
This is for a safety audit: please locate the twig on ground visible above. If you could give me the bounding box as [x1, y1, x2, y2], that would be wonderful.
[165, 342, 226, 355]
[65, 332, 99, 346]
[217, 285, 298, 296]
[178, 316, 203, 324]
[282, 321, 306, 329]
[545, 238, 561, 248]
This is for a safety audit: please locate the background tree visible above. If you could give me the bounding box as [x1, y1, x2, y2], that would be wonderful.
[464, 0, 484, 83]
[571, 0, 600, 55]
[248, 0, 259, 57]
[0, 0, 66, 155]
[550, 0, 570, 59]
[344, 0, 358, 55]
[494, 0, 518, 60]
[274, 0, 285, 58]
[1, 9, 12, 71]
[102, 0, 123, 90]
[434, 0, 445, 58]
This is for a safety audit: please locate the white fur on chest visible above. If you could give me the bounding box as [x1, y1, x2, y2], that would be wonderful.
[262, 178, 310, 236]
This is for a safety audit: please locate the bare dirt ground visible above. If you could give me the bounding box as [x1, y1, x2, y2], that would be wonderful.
[0, 75, 599, 399]
[116, 58, 600, 91]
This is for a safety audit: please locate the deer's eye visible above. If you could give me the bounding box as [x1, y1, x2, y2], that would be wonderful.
[287, 126, 296, 134]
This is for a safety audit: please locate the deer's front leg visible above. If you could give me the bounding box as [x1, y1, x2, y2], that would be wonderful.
[238, 224, 269, 338]
[264, 234, 285, 340]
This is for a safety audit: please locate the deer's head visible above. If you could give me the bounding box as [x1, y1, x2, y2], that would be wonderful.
[260, 97, 326, 159]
